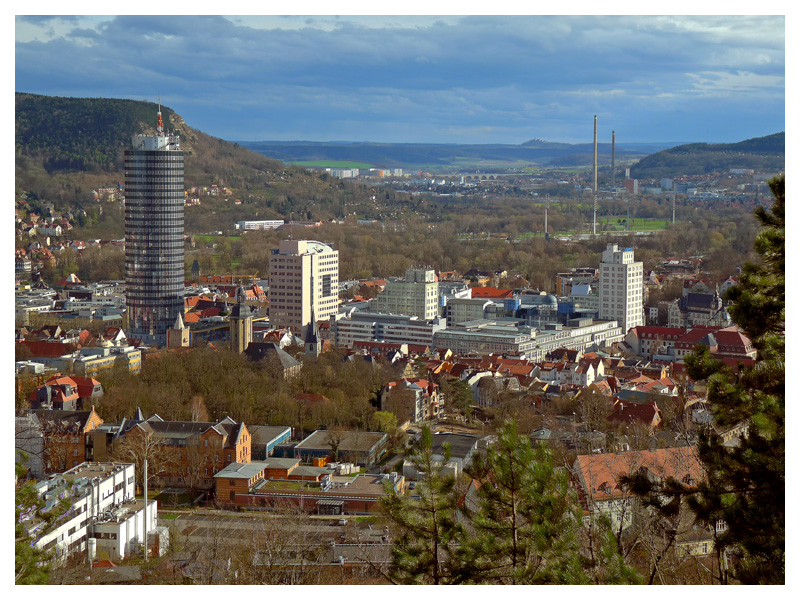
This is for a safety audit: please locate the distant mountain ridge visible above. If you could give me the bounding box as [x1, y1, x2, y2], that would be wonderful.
[238, 139, 675, 170]
[630, 132, 784, 179]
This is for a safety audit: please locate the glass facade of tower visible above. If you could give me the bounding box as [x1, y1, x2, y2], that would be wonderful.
[125, 136, 184, 345]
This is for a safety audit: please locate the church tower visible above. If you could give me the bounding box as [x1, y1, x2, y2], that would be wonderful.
[166, 311, 190, 348]
[304, 311, 322, 358]
[229, 287, 253, 354]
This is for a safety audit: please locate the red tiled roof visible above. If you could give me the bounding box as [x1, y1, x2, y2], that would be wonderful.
[470, 287, 513, 299]
[574, 446, 702, 502]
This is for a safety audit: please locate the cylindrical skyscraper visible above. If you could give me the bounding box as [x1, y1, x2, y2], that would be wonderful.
[125, 102, 184, 346]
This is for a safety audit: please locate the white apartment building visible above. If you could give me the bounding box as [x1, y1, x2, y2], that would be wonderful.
[269, 240, 339, 338]
[235, 220, 284, 231]
[25, 462, 161, 562]
[331, 312, 446, 348]
[370, 268, 439, 320]
[598, 244, 644, 334]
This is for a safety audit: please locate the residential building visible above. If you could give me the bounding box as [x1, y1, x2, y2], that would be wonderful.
[571, 447, 703, 532]
[27, 375, 103, 411]
[269, 240, 339, 339]
[125, 104, 184, 346]
[668, 291, 730, 328]
[119, 415, 251, 491]
[370, 268, 439, 320]
[24, 462, 161, 562]
[382, 378, 443, 423]
[32, 408, 104, 473]
[598, 244, 643, 334]
[16, 413, 44, 479]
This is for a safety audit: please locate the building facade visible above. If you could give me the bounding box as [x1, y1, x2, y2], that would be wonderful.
[598, 244, 643, 334]
[370, 268, 439, 320]
[331, 312, 446, 349]
[269, 240, 339, 338]
[26, 462, 160, 562]
[124, 105, 185, 346]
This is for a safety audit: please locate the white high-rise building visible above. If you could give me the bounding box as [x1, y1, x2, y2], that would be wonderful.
[269, 240, 339, 338]
[370, 268, 439, 320]
[598, 244, 644, 334]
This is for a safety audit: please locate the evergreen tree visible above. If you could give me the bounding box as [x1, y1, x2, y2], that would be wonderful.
[624, 175, 784, 584]
[456, 421, 587, 584]
[380, 426, 464, 584]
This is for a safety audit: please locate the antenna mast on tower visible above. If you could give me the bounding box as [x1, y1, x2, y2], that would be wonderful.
[157, 94, 163, 134]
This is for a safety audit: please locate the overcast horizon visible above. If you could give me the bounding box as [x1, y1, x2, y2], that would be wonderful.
[15, 14, 785, 146]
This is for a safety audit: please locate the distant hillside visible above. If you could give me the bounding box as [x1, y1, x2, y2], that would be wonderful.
[630, 133, 785, 179]
[239, 139, 673, 170]
[15, 93, 284, 200]
[14, 93, 401, 236]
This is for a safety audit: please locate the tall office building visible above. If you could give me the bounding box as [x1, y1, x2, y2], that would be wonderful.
[124, 102, 184, 346]
[269, 240, 339, 338]
[598, 244, 643, 334]
[370, 268, 439, 320]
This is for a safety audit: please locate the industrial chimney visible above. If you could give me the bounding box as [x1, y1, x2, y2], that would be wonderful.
[611, 131, 616, 189]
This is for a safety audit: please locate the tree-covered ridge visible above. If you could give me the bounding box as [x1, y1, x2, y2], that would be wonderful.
[15, 92, 284, 178]
[631, 133, 785, 179]
[15, 93, 180, 172]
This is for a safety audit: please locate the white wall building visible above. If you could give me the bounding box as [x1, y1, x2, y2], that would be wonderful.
[331, 312, 446, 348]
[370, 268, 439, 320]
[25, 462, 161, 563]
[269, 240, 339, 338]
[235, 220, 284, 231]
[598, 244, 643, 335]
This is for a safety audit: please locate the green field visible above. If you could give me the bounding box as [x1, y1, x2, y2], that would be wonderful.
[194, 234, 242, 243]
[291, 160, 375, 169]
[599, 217, 668, 231]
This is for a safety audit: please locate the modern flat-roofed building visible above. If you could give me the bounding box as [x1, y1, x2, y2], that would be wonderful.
[293, 430, 388, 467]
[331, 312, 446, 349]
[235, 219, 284, 231]
[370, 268, 439, 320]
[269, 240, 339, 339]
[432, 318, 623, 360]
[124, 103, 184, 346]
[24, 462, 160, 562]
[598, 244, 643, 335]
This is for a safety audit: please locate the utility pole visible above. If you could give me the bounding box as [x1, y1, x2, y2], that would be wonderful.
[143, 458, 148, 561]
[544, 194, 549, 240]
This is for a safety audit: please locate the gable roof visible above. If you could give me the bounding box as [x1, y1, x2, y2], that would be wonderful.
[574, 446, 702, 502]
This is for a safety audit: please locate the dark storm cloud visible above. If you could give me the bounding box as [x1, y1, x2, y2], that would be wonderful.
[15, 15, 785, 144]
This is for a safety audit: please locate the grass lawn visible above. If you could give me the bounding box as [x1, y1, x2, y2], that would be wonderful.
[194, 234, 242, 243]
[599, 217, 668, 231]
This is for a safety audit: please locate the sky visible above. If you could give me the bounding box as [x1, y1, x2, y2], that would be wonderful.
[14, 9, 787, 146]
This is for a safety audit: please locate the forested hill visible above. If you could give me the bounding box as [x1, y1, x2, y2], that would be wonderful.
[630, 132, 785, 179]
[15, 92, 284, 189]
